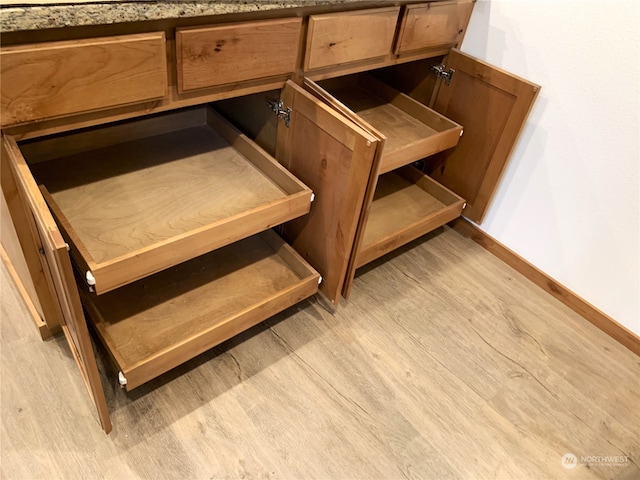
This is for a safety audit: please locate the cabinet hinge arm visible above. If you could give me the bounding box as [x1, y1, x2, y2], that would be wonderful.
[267, 99, 292, 128]
[432, 64, 455, 85]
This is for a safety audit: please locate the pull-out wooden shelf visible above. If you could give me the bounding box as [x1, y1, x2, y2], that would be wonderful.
[319, 74, 462, 174]
[356, 166, 465, 268]
[25, 107, 312, 294]
[79, 230, 320, 391]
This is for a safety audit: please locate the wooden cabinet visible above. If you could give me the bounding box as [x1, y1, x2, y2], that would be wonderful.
[0, 73, 378, 433]
[2, 132, 113, 432]
[4, 98, 329, 375]
[285, 44, 537, 297]
[275, 81, 378, 305]
[428, 50, 540, 223]
[1, 0, 540, 434]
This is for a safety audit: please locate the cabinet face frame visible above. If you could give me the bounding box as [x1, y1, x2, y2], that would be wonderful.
[2, 134, 112, 433]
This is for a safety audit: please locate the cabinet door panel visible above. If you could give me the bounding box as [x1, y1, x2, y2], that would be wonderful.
[2, 153, 63, 337]
[433, 49, 540, 223]
[2, 134, 112, 433]
[276, 81, 378, 304]
[301, 78, 385, 299]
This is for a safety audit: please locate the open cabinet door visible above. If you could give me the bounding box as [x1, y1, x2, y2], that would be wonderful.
[302, 78, 387, 300]
[276, 80, 379, 305]
[432, 49, 540, 223]
[2, 135, 112, 433]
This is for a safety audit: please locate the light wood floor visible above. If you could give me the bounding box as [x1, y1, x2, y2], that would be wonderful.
[1, 227, 638, 480]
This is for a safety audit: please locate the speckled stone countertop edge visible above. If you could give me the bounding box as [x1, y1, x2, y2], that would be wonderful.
[0, 1, 373, 33]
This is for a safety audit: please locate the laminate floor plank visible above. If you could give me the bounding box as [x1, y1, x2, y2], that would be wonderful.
[1, 227, 638, 480]
[371, 233, 640, 463]
[341, 279, 572, 479]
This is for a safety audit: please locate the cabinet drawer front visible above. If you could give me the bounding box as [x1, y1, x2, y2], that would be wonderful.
[395, 1, 474, 54]
[304, 7, 400, 71]
[176, 18, 302, 93]
[0, 33, 167, 126]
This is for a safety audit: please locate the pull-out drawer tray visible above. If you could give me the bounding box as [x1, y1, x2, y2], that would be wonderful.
[79, 230, 320, 391]
[356, 166, 465, 268]
[317, 74, 463, 174]
[21, 106, 313, 294]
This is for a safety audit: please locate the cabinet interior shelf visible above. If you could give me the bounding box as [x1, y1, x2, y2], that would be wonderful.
[319, 74, 463, 174]
[79, 230, 320, 391]
[27, 106, 312, 294]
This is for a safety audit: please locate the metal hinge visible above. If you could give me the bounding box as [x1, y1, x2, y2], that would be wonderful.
[267, 99, 291, 128]
[432, 64, 455, 85]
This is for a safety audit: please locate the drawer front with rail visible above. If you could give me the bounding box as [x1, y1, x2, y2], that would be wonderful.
[0, 32, 167, 126]
[304, 7, 400, 71]
[176, 18, 302, 93]
[395, 1, 474, 54]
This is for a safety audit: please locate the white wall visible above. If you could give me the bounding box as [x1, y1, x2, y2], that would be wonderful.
[460, 0, 639, 334]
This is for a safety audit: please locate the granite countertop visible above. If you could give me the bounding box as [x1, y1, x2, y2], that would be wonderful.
[0, 0, 373, 33]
